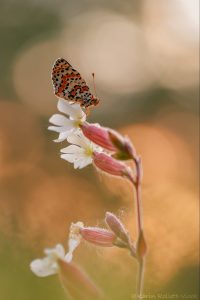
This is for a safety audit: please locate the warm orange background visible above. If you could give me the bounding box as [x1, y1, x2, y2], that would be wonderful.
[0, 1, 199, 299]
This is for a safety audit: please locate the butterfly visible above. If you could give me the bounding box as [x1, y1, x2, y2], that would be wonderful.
[51, 58, 100, 112]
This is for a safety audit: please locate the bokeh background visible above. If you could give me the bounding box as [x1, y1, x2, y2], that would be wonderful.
[0, 0, 199, 299]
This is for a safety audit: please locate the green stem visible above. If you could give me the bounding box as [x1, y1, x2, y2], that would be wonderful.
[133, 156, 145, 300]
[136, 258, 144, 300]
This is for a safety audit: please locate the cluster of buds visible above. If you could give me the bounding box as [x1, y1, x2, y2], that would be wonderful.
[30, 212, 138, 299]
[68, 212, 147, 261]
[67, 212, 136, 258]
[48, 99, 137, 184]
[81, 123, 136, 160]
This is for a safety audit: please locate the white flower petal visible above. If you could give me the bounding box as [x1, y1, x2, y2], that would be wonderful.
[67, 132, 89, 149]
[78, 157, 93, 169]
[65, 222, 83, 262]
[44, 244, 65, 258]
[59, 132, 94, 169]
[58, 99, 85, 120]
[49, 114, 73, 127]
[74, 158, 83, 169]
[53, 131, 73, 143]
[60, 145, 83, 154]
[65, 240, 79, 262]
[48, 125, 72, 133]
[65, 252, 73, 263]
[59, 131, 73, 140]
[55, 244, 65, 257]
[74, 158, 87, 169]
[65, 240, 80, 263]
[53, 138, 64, 143]
[66, 134, 82, 147]
[30, 244, 65, 277]
[30, 244, 66, 278]
[71, 104, 86, 121]
[61, 153, 78, 163]
[30, 258, 58, 277]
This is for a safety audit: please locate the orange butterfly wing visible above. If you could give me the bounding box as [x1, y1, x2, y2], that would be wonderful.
[52, 58, 97, 108]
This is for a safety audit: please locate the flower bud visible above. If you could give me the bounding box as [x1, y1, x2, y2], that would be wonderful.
[105, 212, 130, 245]
[109, 132, 136, 160]
[93, 152, 134, 184]
[58, 259, 104, 300]
[80, 227, 116, 247]
[136, 231, 147, 259]
[81, 123, 137, 161]
[81, 123, 116, 152]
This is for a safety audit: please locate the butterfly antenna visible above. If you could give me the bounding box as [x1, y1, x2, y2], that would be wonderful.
[92, 73, 98, 98]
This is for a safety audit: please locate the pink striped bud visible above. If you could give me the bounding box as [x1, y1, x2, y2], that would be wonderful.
[81, 123, 136, 160]
[105, 212, 130, 245]
[80, 227, 116, 247]
[93, 152, 134, 184]
[105, 212, 136, 255]
[81, 123, 116, 151]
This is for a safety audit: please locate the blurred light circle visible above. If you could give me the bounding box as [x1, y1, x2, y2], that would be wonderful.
[23, 175, 104, 247]
[0, 101, 44, 178]
[61, 11, 153, 95]
[13, 39, 62, 115]
[121, 124, 193, 186]
[100, 122, 194, 201]
[142, 0, 199, 89]
[142, 188, 199, 283]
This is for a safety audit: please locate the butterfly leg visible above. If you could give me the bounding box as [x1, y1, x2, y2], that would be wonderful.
[79, 101, 91, 116]
[85, 106, 91, 116]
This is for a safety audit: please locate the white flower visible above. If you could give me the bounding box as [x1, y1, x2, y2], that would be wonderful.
[30, 244, 65, 277]
[65, 222, 84, 263]
[48, 99, 86, 142]
[60, 132, 102, 169]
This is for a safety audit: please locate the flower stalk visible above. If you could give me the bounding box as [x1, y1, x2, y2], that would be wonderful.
[132, 155, 147, 300]
[47, 98, 147, 299]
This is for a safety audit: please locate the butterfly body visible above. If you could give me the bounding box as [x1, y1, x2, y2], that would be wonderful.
[52, 58, 100, 109]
